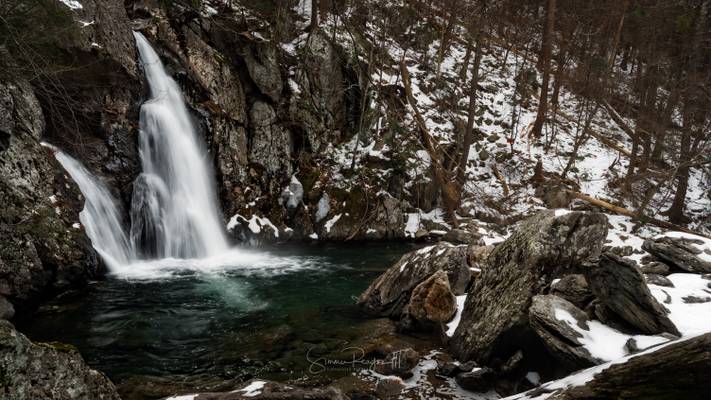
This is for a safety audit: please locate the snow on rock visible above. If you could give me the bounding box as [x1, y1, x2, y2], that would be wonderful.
[553, 307, 668, 362]
[227, 214, 279, 238]
[279, 175, 304, 210]
[58, 0, 83, 10]
[649, 273, 711, 336]
[324, 213, 342, 233]
[405, 213, 421, 238]
[445, 295, 467, 337]
[233, 380, 267, 397]
[164, 395, 197, 400]
[315, 194, 330, 222]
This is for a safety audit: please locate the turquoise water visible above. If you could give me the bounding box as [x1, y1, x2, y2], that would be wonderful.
[18, 243, 415, 389]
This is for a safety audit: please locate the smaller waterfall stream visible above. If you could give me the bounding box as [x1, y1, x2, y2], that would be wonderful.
[47, 145, 134, 270]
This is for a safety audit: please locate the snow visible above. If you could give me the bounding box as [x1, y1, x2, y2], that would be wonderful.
[315, 194, 330, 222]
[234, 380, 267, 397]
[309, 232, 318, 239]
[164, 395, 196, 400]
[58, 0, 82, 10]
[649, 273, 711, 336]
[553, 208, 571, 217]
[657, 231, 711, 262]
[553, 308, 668, 362]
[445, 295, 467, 337]
[405, 213, 421, 238]
[525, 371, 540, 385]
[226, 214, 279, 238]
[324, 214, 342, 233]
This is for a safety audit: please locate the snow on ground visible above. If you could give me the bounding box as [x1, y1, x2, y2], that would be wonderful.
[446, 295, 468, 337]
[232, 380, 267, 397]
[58, 0, 83, 10]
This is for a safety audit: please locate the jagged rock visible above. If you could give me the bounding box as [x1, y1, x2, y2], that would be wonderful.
[640, 261, 670, 275]
[455, 366, 497, 392]
[517, 333, 711, 400]
[550, 274, 593, 309]
[0, 320, 120, 399]
[165, 379, 348, 399]
[529, 295, 599, 368]
[450, 211, 608, 364]
[373, 348, 420, 378]
[645, 273, 674, 287]
[358, 243, 471, 317]
[643, 236, 711, 273]
[401, 270, 456, 328]
[0, 78, 98, 308]
[585, 253, 680, 336]
[0, 296, 14, 320]
[375, 377, 404, 399]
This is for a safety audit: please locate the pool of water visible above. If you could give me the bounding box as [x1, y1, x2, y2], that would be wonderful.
[17, 243, 417, 391]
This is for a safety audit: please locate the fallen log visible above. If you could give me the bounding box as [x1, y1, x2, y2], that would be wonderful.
[565, 190, 711, 239]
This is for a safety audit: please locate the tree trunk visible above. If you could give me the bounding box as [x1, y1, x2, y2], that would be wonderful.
[530, 0, 556, 139]
[309, 0, 319, 31]
[456, 34, 484, 185]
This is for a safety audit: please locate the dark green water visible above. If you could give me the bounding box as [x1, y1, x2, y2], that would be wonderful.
[18, 243, 416, 388]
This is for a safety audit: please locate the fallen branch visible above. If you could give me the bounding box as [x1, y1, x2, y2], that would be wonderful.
[565, 190, 710, 239]
[491, 163, 510, 196]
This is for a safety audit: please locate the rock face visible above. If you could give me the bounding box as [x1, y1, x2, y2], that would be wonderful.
[402, 270, 457, 327]
[0, 320, 120, 400]
[585, 253, 680, 336]
[358, 243, 472, 317]
[525, 333, 711, 400]
[450, 211, 608, 364]
[643, 236, 711, 273]
[528, 295, 599, 368]
[0, 77, 98, 310]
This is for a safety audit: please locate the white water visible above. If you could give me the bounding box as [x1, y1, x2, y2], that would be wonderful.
[50, 32, 231, 272]
[131, 31, 228, 259]
[47, 145, 134, 270]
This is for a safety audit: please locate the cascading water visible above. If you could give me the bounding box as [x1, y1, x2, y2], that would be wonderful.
[130, 31, 228, 259]
[48, 146, 134, 270]
[49, 32, 230, 271]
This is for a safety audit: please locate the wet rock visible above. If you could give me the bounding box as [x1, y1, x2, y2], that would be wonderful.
[513, 333, 711, 400]
[358, 243, 471, 317]
[0, 296, 14, 320]
[401, 270, 456, 329]
[640, 261, 670, 275]
[455, 366, 497, 392]
[0, 320, 119, 399]
[450, 211, 608, 364]
[529, 295, 599, 368]
[373, 348, 420, 378]
[643, 236, 711, 273]
[586, 253, 679, 336]
[550, 274, 593, 309]
[435, 361, 460, 378]
[645, 274, 674, 287]
[375, 377, 404, 399]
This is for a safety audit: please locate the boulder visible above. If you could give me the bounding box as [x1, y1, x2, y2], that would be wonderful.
[550, 274, 593, 309]
[373, 348, 420, 378]
[358, 243, 472, 317]
[450, 211, 608, 364]
[585, 253, 680, 336]
[401, 270, 457, 328]
[455, 366, 497, 392]
[443, 229, 482, 245]
[513, 333, 711, 400]
[528, 295, 599, 368]
[0, 320, 120, 399]
[639, 261, 670, 275]
[642, 236, 711, 273]
[375, 377, 404, 398]
[644, 273, 674, 287]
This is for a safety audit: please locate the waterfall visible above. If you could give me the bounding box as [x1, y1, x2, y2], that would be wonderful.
[131, 31, 228, 259]
[49, 32, 230, 270]
[48, 146, 134, 270]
